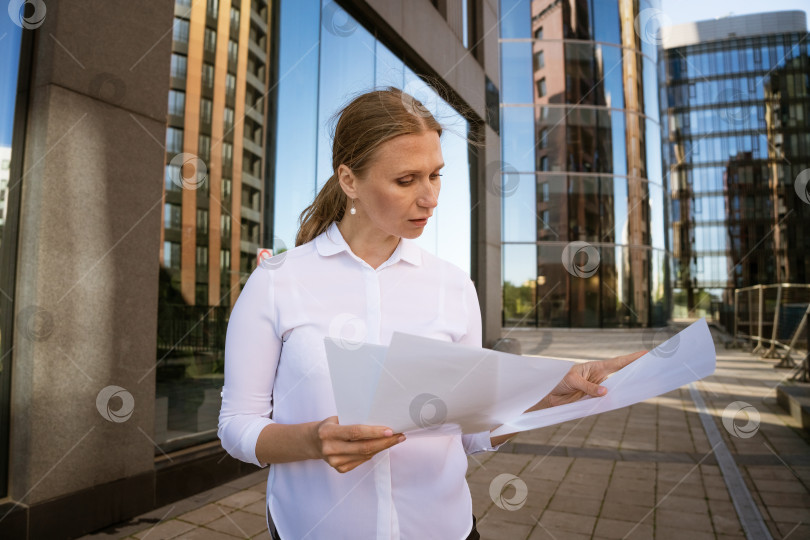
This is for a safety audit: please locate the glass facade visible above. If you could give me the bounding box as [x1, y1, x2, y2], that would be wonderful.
[155, 0, 272, 452]
[273, 0, 474, 274]
[660, 25, 810, 324]
[500, 0, 670, 327]
[154, 0, 476, 453]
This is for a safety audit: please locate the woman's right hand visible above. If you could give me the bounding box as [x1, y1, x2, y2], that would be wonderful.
[312, 416, 406, 473]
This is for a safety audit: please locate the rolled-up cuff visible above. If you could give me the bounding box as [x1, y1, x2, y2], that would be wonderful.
[461, 429, 507, 455]
[221, 417, 277, 468]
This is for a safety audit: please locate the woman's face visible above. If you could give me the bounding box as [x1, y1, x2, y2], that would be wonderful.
[343, 130, 443, 240]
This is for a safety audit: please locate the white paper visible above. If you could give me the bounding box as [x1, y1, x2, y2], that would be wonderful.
[490, 318, 716, 436]
[324, 334, 573, 435]
[323, 318, 716, 438]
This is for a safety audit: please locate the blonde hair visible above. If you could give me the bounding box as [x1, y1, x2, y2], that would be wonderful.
[295, 85, 447, 247]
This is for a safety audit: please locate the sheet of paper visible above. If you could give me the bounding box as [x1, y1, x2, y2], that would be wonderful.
[490, 318, 716, 436]
[324, 334, 574, 434]
[324, 318, 716, 439]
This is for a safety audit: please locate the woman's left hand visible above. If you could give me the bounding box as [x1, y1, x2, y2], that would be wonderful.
[540, 350, 648, 408]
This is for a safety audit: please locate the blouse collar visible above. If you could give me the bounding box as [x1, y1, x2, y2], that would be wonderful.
[315, 220, 422, 267]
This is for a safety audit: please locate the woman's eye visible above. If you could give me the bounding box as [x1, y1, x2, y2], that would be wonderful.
[397, 179, 413, 185]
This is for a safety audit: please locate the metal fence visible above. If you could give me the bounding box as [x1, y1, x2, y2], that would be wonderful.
[731, 284, 810, 381]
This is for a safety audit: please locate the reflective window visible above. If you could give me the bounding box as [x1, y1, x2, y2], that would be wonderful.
[204, 28, 217, 53]
[536, 78, 546, 97]
[502, 243, 540, 327]
[170, 53, 187, 79]
[173, 18, 190, 43]
[502, 174, 537, 242]
[168, 90, 185, 117]
[592, 0, 621, 45]
[166, 127, 184, 153]
[502, 106, 535, 172]
[499, 0, 530, 39]
[501, 41, 533, 104]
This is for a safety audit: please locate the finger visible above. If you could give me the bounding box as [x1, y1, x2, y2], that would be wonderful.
[332, 434, 406, 460]
[608, 350, 647, 371]
[340, 424, 399, 441]
[569, 373, 606, 397]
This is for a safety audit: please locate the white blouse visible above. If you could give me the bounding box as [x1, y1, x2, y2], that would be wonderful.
[218, 220, 505, 540]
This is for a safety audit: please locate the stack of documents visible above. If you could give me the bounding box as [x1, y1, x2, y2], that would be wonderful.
[323, 319, 716, 438]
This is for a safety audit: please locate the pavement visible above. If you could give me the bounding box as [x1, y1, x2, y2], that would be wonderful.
[83, 322, 810, 540]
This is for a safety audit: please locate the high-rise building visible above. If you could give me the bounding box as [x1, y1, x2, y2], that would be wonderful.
[660, 11, 810, 323]
[161, 0, 271, 311]
[500, 0, 669, 328]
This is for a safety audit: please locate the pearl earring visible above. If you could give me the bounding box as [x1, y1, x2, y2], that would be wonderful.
[350, 199, 356, 215]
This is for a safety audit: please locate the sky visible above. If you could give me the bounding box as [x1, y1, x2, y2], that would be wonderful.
[660, 0, 810, 26]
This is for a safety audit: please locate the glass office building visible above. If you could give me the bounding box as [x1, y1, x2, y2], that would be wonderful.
[0, 1, 499, 537]
[660, 12, 810, 322]
[500, 0, 669, 327]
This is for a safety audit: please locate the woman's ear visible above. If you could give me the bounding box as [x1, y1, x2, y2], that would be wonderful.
[336, 163, 358, 199]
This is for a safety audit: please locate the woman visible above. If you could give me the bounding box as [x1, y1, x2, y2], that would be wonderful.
[218, 87, 645, 539]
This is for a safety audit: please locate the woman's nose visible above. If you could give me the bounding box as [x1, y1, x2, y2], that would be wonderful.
[418, 179, 439, 207]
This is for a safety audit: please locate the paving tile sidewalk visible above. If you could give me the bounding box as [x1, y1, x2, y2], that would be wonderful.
[85, 323, 810, 540]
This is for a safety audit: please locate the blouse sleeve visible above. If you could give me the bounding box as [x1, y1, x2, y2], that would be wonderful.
[456, 278, 508, 456]
[217, 265, 281, 468]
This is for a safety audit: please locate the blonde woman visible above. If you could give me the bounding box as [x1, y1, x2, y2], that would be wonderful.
[218, 87, 644, 539]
